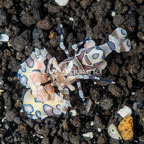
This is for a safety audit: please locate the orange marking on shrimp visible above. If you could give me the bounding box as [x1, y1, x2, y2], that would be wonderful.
[37, 61, 44, 71]
[41, 73, 49, 83]
[30, 71, 41, 86]
[44, 84, 54, 95]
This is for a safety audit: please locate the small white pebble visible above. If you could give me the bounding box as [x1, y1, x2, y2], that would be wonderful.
[111, 11, 116, 17]
[108, 124, 122, 140]
[86, 99, 92, 113]
[70, 110, 77, 117]
[90, 121, 94, 126]
[1, 117, 6, 123]
[131, 92, 135, 95]
[0, 34, 9, 42]
[95, 101, 99, 104]
[117, 105, 132, 118]
[25, 45, 28, 49]
[93, 81, 97, 85]
[69, 17, 74, 21]
[20, 109, 23, 113]
[55, 0, 69, 6]
[97, 128, 102, 132]
[82, 132, 93, 139]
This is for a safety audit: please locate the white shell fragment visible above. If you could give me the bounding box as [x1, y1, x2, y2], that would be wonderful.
[55, 0, 69, 6]
[90, 121, 94, 126]
[117, 106, 132, 118]
[97, 128, 102, 132]
[0, 34, 9, 42]
[69, 17, 74, 22]
[108, 124, 122, 140]
[86, 99, 92, 113]
[82, 132, 94, 139]
[111, 11, 116, 17]
[70, 110, 77, 117]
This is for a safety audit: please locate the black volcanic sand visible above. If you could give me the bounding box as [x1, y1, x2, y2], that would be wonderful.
[0, 0, 144, 144]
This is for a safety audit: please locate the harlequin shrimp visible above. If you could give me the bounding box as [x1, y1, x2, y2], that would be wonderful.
[17, 24, 131, 119]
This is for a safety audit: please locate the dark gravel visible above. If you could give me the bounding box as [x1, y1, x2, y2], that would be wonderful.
[0, 0, 144, 144]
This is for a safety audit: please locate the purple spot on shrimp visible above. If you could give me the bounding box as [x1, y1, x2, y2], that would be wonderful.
[56, 104, 61, 110]
[43, 104, 54, 116]
[108, 41, 115, 51]
[34, 98, 41, 103]
[24, 104, 34, 114]
[20, 75, 28, 86]
[127, 39, 131, 47]
[35, 110, 41, 118]
[96, 46, 105, 58]
[121, 29, 126, 35]
[92, 53, 99, 59]
[26, 57, 34, 68]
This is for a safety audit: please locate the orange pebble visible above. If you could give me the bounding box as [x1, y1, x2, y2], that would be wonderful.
[118, 115, 134, 141]
[49, 32, 55, 39]
[44, 84, 54, 95]
[8, 42, 12, 47]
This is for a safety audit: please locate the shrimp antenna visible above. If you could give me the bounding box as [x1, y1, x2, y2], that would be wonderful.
[74, 75, 115, 84]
